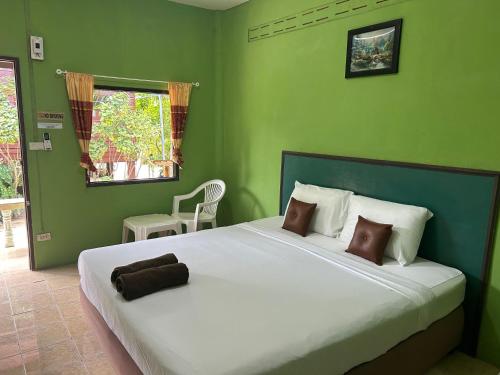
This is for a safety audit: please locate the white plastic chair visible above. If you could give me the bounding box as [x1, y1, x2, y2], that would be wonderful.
[171, 180, 226, 233]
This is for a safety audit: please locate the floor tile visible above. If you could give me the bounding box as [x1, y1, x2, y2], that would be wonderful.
[48, 360, 87, 374]
[6, 248, 29, 259]
[64, 266, 79, 276]
[65, 316, 91, 338]
[8, 281, 49, 300]
[38, 265, 78, 278]
[0, 333, 20, 359]
[84, 353, 115, 375]
[14, 305, 62, 331]
[0, 287, 9, 304]
[0, 301, 12, 317]
[53, 286, 80, 305]
[22, 340, 81, 374]
[0, 354, 25, 375]
[18, 320, 70, 352]
[0, 258, 28, 274]
[4, 272, 45, 288]
[58, 301, 84, 320]
[47, 275, 80, 291]
[10, 292, 54, 314]
[0, 316, 16, 336]
[74, 332, 103, 361]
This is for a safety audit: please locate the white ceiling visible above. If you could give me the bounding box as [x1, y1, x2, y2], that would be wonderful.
[169, 0, 249, 10]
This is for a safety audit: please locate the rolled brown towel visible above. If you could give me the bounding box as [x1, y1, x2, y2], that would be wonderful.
[111, 253, 178, 283]
[116, 263, 189, 301]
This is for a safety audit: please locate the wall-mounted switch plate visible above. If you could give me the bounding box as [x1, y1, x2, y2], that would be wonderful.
[36, 233, 51, 242]
[30, 36, 44, 60]
[43, 132, 52, 150]
[29, 142, 45, 151]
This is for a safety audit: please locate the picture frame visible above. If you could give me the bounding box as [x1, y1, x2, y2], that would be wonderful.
[345, 19, 403, 79]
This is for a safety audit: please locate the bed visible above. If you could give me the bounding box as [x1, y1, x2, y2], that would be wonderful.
[78, 151, 499, 375]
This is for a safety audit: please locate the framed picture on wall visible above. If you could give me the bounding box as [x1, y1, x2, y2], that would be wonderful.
[345, 19, 403, 79]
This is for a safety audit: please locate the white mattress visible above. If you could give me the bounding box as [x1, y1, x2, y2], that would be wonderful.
[78, 216, 465, 375]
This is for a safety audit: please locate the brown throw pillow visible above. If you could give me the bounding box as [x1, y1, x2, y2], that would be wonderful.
[346, 216, 393, 266]
[282, 198, 317, 237]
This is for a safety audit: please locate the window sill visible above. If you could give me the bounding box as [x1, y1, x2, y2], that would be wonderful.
[86, 175, 179, 188]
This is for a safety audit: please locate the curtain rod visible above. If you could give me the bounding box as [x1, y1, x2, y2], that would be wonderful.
[55, 69, 200, 87]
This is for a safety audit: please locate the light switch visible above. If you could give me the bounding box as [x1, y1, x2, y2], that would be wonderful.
[30, 36, 44, 60]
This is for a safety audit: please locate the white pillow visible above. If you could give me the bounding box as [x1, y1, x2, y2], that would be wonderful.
[286, 181, 353, 237]
[339, 195, 433, 266]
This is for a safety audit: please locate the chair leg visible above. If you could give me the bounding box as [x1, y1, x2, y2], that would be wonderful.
[135, 228, 146, 242]
[122, 226, 130, 244]
[211, 219, 217, 229]
[175, 222, 183, 235]
[187, 222, 198, 233]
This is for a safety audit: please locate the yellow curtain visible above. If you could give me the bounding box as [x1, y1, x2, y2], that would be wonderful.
[65, 72, 96, 172]
[168, 82, 193, 167]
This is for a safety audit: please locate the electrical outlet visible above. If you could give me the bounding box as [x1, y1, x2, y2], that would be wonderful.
[36, 233, 51, 242]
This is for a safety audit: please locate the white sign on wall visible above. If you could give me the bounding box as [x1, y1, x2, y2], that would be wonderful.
[37, 112, 63, 129]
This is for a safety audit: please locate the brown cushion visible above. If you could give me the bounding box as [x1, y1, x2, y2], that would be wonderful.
[346, 216, 393, 266]
[282, 198, 317, 237]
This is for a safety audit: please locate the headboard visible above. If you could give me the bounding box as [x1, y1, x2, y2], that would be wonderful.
[280, 151, 499, 355]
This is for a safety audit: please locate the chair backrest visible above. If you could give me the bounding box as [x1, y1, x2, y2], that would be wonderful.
[202, 180, 226, 215]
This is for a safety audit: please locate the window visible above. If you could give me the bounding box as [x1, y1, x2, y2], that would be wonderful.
[88, 86, 177, 186]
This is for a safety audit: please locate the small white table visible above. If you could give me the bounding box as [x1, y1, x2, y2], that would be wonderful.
[0, 198, 25, 248]
[122, 214, 182, 243]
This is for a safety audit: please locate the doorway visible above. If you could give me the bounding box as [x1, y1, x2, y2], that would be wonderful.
[0, 57, 34, 272]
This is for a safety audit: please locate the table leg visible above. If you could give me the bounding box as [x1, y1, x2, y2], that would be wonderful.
[122, 226, 129, 244]
[1, 210, 14, 248]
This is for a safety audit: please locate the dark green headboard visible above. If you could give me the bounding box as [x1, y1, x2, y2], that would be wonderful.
[280, 151, 499, 355]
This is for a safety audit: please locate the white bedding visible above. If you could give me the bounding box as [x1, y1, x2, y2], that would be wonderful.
[78, 216, 465, 375]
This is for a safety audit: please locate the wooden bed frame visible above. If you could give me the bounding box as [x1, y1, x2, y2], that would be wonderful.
[80, 151, 499, 374]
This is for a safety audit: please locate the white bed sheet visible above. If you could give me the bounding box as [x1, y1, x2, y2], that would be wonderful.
[252, 217, 466, 325]
[78, 217, 465, 375]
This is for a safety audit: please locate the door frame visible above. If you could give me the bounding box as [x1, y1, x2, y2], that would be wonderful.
[0, 56, 35, 270]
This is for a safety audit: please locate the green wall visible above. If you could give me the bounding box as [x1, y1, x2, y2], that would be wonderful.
[2, 0, 500, 367]
[0, 0, 217, 268]
[217, 0, 500, 366]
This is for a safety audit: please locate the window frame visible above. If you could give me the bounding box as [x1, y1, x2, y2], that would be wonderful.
[86, 85, 179, 188]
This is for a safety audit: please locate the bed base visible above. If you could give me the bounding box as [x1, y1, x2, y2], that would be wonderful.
[347, 307, 464, 375]
[80, 288, 463, 375]
[80, 289, 142, 375]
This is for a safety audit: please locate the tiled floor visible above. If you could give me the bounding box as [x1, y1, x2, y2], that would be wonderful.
[0, 259, 114, 373]
[0, 220, 113, 374]
[0, 223, 499, 374]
